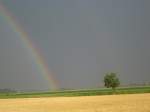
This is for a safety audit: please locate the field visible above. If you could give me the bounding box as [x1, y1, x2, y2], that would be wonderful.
[0, 86, 150, 98]
[0, 93, 149, 112]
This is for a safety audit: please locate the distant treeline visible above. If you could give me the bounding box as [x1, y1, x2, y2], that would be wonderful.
[0, 89, 16, 93]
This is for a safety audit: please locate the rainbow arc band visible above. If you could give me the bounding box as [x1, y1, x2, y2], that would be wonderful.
[0, 2, 58, 90]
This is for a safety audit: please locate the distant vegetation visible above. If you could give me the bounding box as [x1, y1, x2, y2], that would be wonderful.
[104, 73, 120, 90]
[0, 89, 16, 93]
[0, 74, 149, 99]
[0, 86, 150, 99]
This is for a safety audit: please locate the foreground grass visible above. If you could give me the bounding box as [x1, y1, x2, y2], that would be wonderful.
[0, 93, 150, 112]
[0, 86, 150, 99]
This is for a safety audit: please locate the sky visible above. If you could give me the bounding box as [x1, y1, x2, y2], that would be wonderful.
[0, 0, 150, 91]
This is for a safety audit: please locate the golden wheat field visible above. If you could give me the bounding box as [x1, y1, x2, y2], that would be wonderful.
[0, 93, 149, 112]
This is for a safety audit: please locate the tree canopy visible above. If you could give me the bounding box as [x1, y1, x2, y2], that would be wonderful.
[104, 72, 120, 89]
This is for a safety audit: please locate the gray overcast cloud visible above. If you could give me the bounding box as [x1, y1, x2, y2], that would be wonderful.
[0, 0, 150, 91]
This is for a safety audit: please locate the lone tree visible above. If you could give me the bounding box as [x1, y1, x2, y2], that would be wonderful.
[104, 72, 120, 90]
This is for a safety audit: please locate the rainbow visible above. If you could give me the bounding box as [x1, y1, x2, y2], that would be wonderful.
[0, 2, 59, 90]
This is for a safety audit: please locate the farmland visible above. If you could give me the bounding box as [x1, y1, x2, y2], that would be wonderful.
[0, 86, 150, 99]
[0, 93, 150, 112]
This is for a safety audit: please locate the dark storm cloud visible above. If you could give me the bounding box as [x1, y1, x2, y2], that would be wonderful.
[0, 0, 150, 91]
